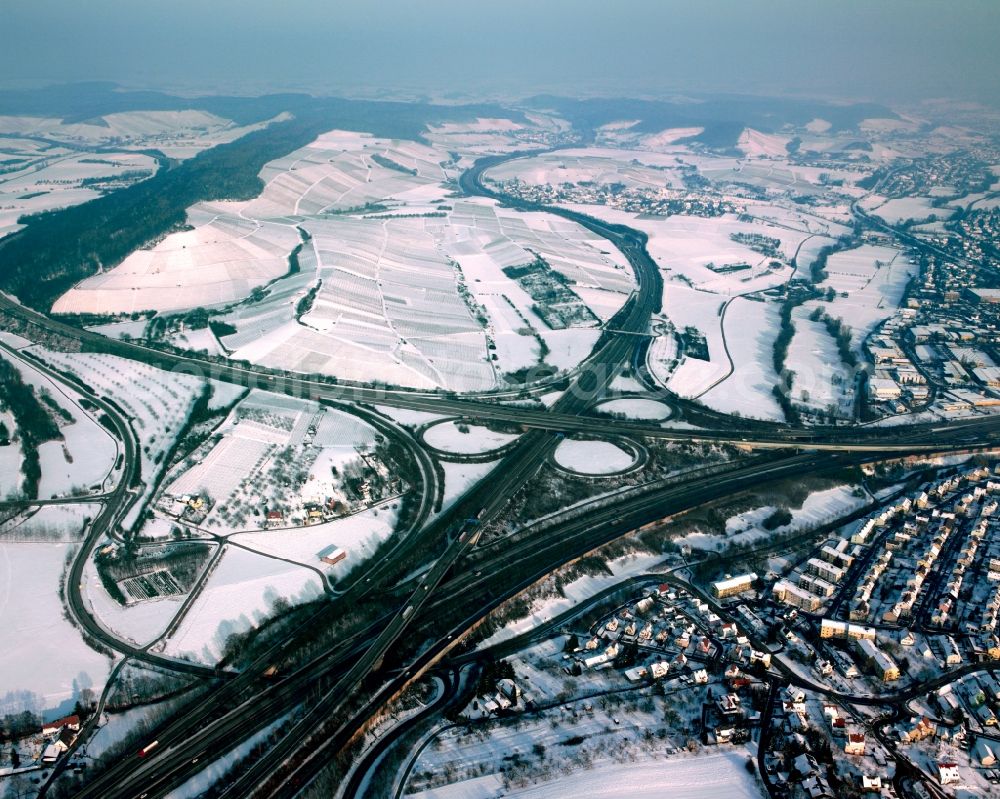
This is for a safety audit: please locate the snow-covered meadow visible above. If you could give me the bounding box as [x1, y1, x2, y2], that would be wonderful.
[553, 439, 637, 475]
[8, 352, 119, 499]
[809, 244, 913, 339]
[423, 421, 519, 455]
[407, 752, 762, 799]
[34, 350, 207, 529]
[0, 150, 157, 240]
[55, 128, 634, 392]
[0, 542, 111, 718]
[230, 503, 397, 581]
[697, 297, 783, 420]
[594, 398, 672, 420]
[162, 546, 323, 664]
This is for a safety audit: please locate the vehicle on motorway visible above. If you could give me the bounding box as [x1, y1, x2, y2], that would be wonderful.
[138, 740, 160, 758]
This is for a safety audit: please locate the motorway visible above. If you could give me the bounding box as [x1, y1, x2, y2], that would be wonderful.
[67, 265, 642, 798]
[54, 143, 735, 797]
[5, 281, 1000, 454]
[86, 447, 971, 799]
[11, 147, 1000, 799]
[4, 288, 1000, 451]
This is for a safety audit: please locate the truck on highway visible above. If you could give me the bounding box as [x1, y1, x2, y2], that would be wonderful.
[402, 605, 414, 620]
[138, 740, 160, 757]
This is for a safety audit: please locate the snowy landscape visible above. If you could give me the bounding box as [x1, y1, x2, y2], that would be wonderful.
[3, 34, 1000, 799]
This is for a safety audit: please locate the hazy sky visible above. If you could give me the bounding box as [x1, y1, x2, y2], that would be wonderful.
[3, 0, 998, 106]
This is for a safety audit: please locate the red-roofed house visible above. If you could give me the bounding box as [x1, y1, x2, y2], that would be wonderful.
[42, 715, 80, 737]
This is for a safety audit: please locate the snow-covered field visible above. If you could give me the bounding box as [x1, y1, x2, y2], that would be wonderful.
[231, 503, 397, 580]
[7, 351, 119, 499]
[553, 439, 636, 475]
[34, 350, 206, 529]
[862, 195, 953, 225]
[564, 206, 805, 296]
[4, 503, 101, 542]
[85, 703, 166, 760]
[0, 110, 286, 161]
[423, 421, 519, 454]
[486, 148, 691, 193]
[738, 127, 792, 158]
[55, 129, 632, 392]
[423, 116, 564, 162]
[483, 146, 873, 419]
[374, 405, 448, 427]
[162, 546, 323, 664]
[811, 244, 913, 338]
[784, 243, 914, 418]
[0, 150, 157, 239]
[595, 398, 672, 420]
[227, 194, 632, 391]
[659, 286, 728, 397]
[0, 542, 111, 718]
[785, 308, 854, 416]
[408, 752, 762, 799]
[54, 213, 303, 314]
[0, 110, 286, 239]
[698, 297, 782, 420]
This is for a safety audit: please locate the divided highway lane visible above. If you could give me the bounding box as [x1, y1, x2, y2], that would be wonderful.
[215, 523, 485, 799]
[66, 600, 398, 799]
[341, 667, 465, 799]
